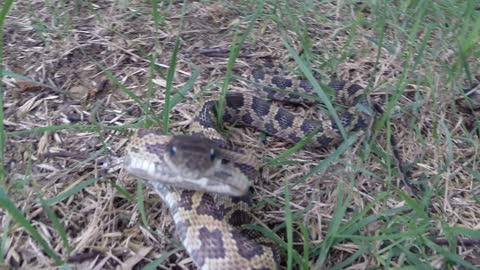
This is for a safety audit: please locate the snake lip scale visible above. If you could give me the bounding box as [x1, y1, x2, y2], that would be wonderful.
[125, 132, 252, 197]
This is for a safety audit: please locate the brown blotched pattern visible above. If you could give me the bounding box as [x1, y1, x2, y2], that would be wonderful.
[192, 227, 226, 266]
[144, 143, 167, 158]
[136, 127, 165, 138]
[192, 65, 373, 151]
[195, 193, 224, 221]
[150, 180, 278, 270]
[230, 230, 266, 259]
[126, 61, 376, 270]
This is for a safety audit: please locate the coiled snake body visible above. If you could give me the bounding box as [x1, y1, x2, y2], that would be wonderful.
[124, 62, 375, 269]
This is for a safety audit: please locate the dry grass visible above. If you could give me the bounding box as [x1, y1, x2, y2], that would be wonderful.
[1, 0, 479, 269]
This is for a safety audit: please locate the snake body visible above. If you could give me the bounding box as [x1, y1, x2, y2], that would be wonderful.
[121, 63, 480, 269]
[124, 62, 376, 269]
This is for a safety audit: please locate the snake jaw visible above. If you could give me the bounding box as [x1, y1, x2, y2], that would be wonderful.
[124, 144, 251, 197]
[123, 154, 160, 180]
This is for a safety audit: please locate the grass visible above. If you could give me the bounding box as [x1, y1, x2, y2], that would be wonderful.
[0, 0, 16, 265]
[0, 0, 13, 184]
[1, 0, 479, 269]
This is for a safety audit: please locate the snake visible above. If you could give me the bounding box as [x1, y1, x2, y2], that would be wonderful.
[123, 60, 480, 269]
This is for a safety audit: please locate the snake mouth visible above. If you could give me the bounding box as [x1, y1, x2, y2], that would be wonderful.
[202, 164, 252, 196]
[124, 154, 251, 197]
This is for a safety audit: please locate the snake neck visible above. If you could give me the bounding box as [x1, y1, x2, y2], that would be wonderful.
[149, 182, 279, 270]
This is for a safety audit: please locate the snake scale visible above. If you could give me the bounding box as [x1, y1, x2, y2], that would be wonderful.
[123, 60, 479, 270]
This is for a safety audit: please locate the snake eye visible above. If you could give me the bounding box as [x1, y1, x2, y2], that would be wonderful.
[169, 145, 177, 156]
[209, 148, 216, 161]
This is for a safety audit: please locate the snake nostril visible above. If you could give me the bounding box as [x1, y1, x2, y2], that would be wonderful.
[209, 148, 216, 161]
[169, 145, 177, 156]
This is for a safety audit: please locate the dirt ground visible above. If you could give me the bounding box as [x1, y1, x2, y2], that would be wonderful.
[2, 1, 479, 269]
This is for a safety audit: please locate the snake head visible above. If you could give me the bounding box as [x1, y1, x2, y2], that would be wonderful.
[165, 135, 221, 176]
[124, 131, 251, 196]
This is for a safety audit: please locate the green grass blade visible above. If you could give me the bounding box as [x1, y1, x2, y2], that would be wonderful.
[448, 226, 480, 239]
[45, 178, 98, 205]
[146, 53, 157, 112]
[263, 127, 320, 167]
[336, 227, 430, 242]
[295, 134, 359, 187]
[396, 188, 429, 219]
[280, 35, 347, 140]
[170, 68, 201, 107]
[396, 243, 434, 270]
[315, 182, 350, 268]
[299, 223, 310, 270]
[94, 63, 155, 120]
[339, 192, 390, 234]
[161, 0, 187, 133]
[8, 122, 144, 137]
[0, 189, 63, 264]
[374, 0, 428, 133]
[0, 214, 10, 264]
[137, 180, 150, 230]
[247, 224, 304, 266]
[39, 197, 71, 256]
[217, 32, 240, 125]
[438, 119, 454, 167]
[0, 0, 14, 184]
[284, 178, 294, 270]
[154, 67, 201, 124]
[217, 0, 265, 123]
[328, 244, 369, 270]
[424, 238, 478, 269]
[216, 0, 265, 125]
[0, 1, 14, 25]
[109, 180, 133, 202]
[150, 0, 162, 33]
[3, 69, 57, 89]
